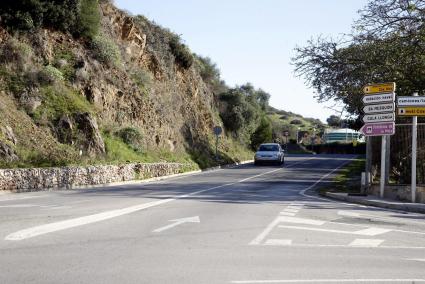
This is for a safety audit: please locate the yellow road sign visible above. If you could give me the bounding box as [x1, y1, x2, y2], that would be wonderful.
[398, 107, 425, 116]
[363, 82, 396, 95]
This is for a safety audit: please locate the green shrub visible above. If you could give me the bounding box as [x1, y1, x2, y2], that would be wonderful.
[33, 84, 92, 123]
[38, 65, 64, 84]
[131, 68, 152, 94]
[91, 34, 121, 67]
[115, 127, 143, 152]
[250, 117, 273, 150]
[0, 38, 32, 69]
[77, 0, 101, 39]
[0, 0, 100, 39]
[54, 50, 76, 81]
[290, 119, 303, 125]
[169, 35, 193, 69]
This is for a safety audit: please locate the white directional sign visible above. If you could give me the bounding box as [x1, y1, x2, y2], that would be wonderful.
[362, 93, 395, 104]
[363, 103, 395, 114]
[362, 112, 395, 123]
[397, 96, 425, 107]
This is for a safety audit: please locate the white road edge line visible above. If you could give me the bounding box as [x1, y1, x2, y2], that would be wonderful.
[4, 158, 311, 241]
[230, 279, 425, 283]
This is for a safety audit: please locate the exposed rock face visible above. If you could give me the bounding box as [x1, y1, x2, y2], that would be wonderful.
[1, 125, 17, 145]
[0, 141, 18, 162]
[55, 115, 74, 145]
[0, 163, 184, 192]
[74, 113, 105, 156]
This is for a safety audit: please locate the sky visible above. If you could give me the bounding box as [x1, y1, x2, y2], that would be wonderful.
[114, 0, 370, 123]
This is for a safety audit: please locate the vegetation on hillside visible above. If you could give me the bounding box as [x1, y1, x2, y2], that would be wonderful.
[0, 0, 323, 171]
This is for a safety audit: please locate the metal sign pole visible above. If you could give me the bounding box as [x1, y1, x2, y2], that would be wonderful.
[411, 93, 418, 203]
[380, 136, 386, 198]
[215, 134, 219, 161]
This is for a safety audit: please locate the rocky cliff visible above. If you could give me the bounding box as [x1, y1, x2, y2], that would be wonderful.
[0, 2, 252, 169]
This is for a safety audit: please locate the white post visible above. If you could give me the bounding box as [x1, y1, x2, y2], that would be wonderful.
[380, 136, 386, 198]
[411, 92, 418, 203]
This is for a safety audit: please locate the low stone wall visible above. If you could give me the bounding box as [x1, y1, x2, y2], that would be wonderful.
[368, 185, 425, 203]
[0, 163, 185, 192]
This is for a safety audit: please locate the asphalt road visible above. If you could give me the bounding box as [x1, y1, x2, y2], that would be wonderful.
[1, 155, 425, 284]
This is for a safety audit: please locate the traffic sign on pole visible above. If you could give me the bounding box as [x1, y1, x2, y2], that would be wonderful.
[362, 93, 395, 104]
[362, 112, 395, 123]
[363, 82, 395, 94]
[397, 107, 425, 116]
[397, 96, 425, 107]
[359, 122, 395, 136]
[363, 103, 395, 114]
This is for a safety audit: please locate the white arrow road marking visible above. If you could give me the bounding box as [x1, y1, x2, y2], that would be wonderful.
[278, 225, 391, 236]
[152, 216, 200, 233]
[349, 238, 384, 247]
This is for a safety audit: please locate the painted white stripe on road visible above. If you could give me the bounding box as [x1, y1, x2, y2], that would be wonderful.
[6, 161, 310, 241]
[230, 279, 425, 283]
[282, 209, 299, 213]
[279, 216, 325, 226]
[279, 212, 295, 216]
[354, 227, 392, 236]
[286, 206, 302, 210]
[337, 210, 361, 217]
[406, 258, 425, 262]
[264, 239, 292, 246]
[349, 238, 384, 247]
[278, 225, 392, 236]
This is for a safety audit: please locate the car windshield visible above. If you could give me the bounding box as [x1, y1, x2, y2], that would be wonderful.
[258, 145, 279, 152]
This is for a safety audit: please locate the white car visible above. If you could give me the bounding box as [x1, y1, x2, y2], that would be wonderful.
[254, 143, 285, 165]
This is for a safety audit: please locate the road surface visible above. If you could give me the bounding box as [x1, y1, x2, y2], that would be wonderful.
[1, 155, 425, 284]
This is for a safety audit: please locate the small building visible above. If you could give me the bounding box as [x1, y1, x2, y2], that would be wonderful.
[322, 128, 364, 144]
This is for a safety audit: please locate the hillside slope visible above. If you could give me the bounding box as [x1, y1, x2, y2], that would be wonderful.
[0, 2, 322, 169]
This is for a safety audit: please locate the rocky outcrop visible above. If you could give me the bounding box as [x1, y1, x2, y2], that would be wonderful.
[74, 113, 105, 156]
[0, 141, 18, 162]
[0, 162, 185, 192]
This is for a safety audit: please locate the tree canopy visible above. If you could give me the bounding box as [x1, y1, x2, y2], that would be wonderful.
[292, 0, 425, 116]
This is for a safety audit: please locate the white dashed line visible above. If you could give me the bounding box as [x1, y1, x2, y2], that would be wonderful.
[349, 238, 384, 247]
[264, 239, 292, 246]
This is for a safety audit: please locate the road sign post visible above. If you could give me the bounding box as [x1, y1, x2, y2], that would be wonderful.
[380, 136, 386, 198]
[411, 93, 418, 203]
[361, 82, 396, 197]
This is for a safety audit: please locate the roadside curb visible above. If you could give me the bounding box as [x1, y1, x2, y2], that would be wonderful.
[325, 192, 425, 214]
[71, 160, 254, 190]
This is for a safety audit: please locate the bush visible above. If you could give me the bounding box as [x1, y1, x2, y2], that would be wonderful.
[91, 34, 121, 67]
[38, 65, 64, 84]
[77, 0, 101, 39]
[0, 38, 32, 68]
[290, 119, 303, 125]
[0, 0, 100, 39]
[250, 117, 273, 150]
[169, 35, 193, 69]
[131, 68, 152, 94]
[116, 127, 143, 152]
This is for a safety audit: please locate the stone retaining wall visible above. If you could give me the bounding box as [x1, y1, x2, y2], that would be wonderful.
[0, 163, 185, 192]
[368, 185, 425, 203]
